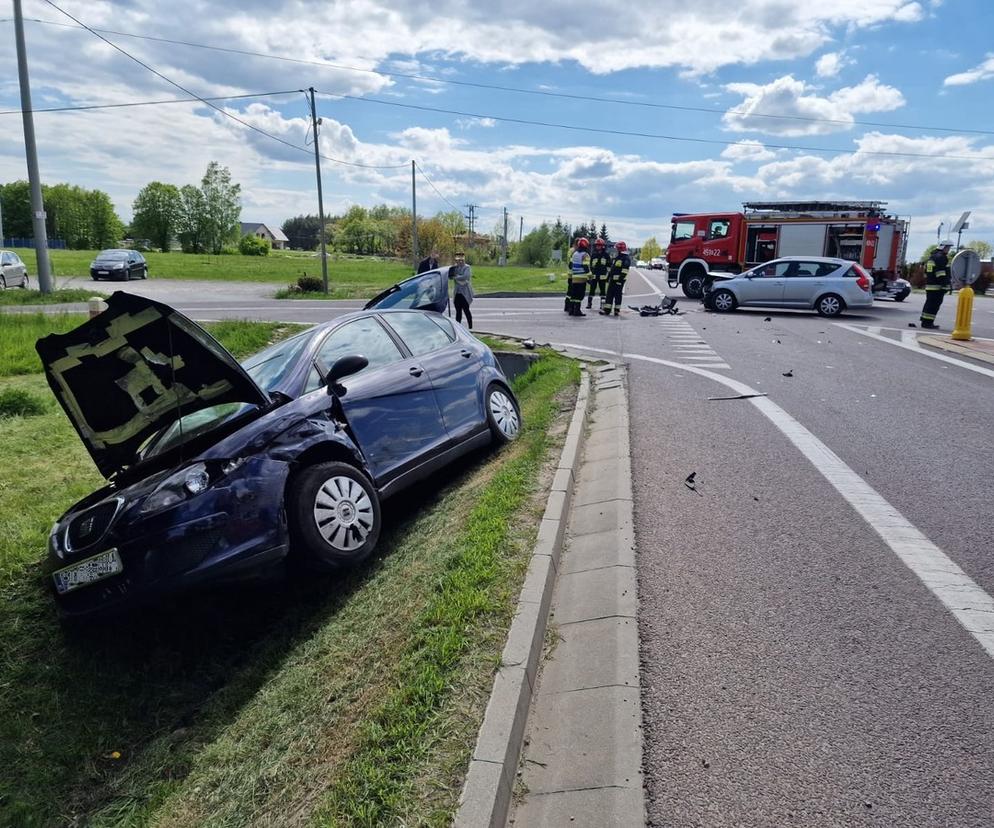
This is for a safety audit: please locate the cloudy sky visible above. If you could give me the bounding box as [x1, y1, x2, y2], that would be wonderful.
[1, 0, 992, 258]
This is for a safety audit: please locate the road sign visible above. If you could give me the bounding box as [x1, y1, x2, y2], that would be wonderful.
[951, 249, 981, 288]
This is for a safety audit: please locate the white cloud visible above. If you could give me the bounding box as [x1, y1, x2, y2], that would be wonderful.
[815, 52, 851, 78]
[723, 75, 905, 136]
[944, 54, 994, 86]
[721, 141, 778, 163]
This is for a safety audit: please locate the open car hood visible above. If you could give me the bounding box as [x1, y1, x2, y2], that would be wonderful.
[364, 268, 449, 313]
[35, 292, 270, 479]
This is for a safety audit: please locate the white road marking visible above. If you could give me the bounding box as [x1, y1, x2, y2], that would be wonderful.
[900, 330, 919, 347]
[557, 341, 994, 661]
[838, 323, 994, 380]
[868, 325, 882, 336]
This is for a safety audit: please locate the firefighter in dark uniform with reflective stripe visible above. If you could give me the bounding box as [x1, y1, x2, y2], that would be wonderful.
[601, 241, 630, 316]
[587, 238, 610, 309]
[920, 240, 952, 329]
[567, 237, 591, 316]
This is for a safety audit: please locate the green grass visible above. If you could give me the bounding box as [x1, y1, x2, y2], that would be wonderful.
[0, 388, 47, 418]
[0, 327, 578, 827]
[0, 288, 108, 306]
[12, 248, 564, 295]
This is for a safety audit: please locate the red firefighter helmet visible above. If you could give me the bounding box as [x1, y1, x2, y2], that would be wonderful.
[576, 237, 590, 250]
[594, 238, 606, 248]
[615, 241, 627, 252]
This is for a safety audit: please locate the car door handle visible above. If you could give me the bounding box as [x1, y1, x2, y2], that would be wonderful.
[409, 366, 424, 377]
[460, 349, 472, 358]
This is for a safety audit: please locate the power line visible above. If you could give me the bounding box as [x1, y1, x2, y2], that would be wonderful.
[12, 14, 994, 138]
[413, 161, 464, 215]
[316, 90, 992, 163]
[0, 89, 298, 116]
[38, 1, 408, 171]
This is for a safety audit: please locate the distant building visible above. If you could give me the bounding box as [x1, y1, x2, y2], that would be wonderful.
[239, 222, 288, 250]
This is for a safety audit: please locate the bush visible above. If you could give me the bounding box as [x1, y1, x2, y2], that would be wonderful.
[0, 389, 46, 418]
[297, 275, 324, 292]
[239, 234, 271, 256]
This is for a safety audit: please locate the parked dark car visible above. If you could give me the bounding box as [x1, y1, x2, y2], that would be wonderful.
[90, 249, 148, 281]
[0, 249, 29, 288]
[36, 281, 520, 618]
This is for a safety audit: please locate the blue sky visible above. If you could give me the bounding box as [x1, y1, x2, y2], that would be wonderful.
[1, 0, 992, 258]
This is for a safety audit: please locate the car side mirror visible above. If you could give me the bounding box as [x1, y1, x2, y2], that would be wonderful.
[325, 354, 368, 395]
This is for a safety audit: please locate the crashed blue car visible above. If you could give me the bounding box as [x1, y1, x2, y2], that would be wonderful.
[37, 271, 521, 618]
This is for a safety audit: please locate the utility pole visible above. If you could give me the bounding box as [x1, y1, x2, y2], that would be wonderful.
[307, 87, 329, 294]
[519, 215, 523, 243]
[465, 204, 478, 238]
[0, 196, 4, 244]
[13, 0, 52, 293]
[411, 160, 419, 269]
[500, 207, 508, 266]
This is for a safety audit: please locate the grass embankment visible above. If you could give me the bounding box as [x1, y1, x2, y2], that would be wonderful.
[0, 288, 107, 306]
[0, 313, 578, 827]
[12, 248, 563, 295]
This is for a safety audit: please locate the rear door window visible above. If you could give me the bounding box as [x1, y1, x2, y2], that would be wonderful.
[382, 311, 453, 357]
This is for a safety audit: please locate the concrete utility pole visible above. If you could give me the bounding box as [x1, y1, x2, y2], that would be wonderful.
[519, 215, 524, 243]
[307, 87, 329, 294]
[13, 0, 52, 293]
[0, 196, 5, 244]
[500, 207, 509, 266]
[411, 160, 419, 269]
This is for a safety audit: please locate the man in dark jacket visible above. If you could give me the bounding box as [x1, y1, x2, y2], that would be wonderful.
[417, 248, 439, 274]
[602, 241, 630, 316]
[920, 240, 952, 329]
[587, 238, 610, 309]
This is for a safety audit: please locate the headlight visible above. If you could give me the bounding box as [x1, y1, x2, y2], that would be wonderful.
[139, 460, 241, 516]
[113, 262, 125, 269]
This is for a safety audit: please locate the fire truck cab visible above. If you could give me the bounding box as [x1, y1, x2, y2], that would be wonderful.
[666, 201, 908, 298]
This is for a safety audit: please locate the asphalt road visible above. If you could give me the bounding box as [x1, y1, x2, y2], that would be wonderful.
[25, 271, 994, 825]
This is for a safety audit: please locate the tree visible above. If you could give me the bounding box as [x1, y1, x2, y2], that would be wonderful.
[435, 209, 466, 239]
[966, 240, 993, 260]
[641, 236, 662, 261]
[87, 189, 124, 249]
[516, 223, 553, 266]
[239, 233, 270, 256]
[132, 182, 181, 251]
[919, 244, 938, 262]
[0, 181, 32, 239]
[281, 214, 323, 250]
[550, 218, 571, 256]
[199, 162, 241, 254]
[599, 223, 609, 241]
[177, 184, 208, 253]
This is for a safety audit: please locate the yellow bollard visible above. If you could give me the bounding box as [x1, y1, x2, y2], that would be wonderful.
[951, 286, 974, 341]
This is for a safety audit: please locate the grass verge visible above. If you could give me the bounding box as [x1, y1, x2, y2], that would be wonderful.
[0, 288, 107, 306]
[0, 327, 578, 827]
[12, 248, 563, 294]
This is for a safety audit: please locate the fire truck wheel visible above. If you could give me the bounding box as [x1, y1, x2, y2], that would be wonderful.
[711, 289, 737, 313]
[815, 293, 845, 317]
[681, 267, 706, 298]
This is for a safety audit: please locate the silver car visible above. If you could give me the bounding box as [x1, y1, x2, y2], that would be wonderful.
[0, 250, 29, 289]
[704, 256, 874, 317]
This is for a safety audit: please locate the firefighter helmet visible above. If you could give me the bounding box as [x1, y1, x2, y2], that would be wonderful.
[615, 241, 627, 252]
[576, 237, 590, 250]
[594, 238, 606, 248]
[939, 239, 953, 248]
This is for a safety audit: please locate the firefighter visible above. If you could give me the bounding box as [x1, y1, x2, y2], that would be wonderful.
[602, 240, 630, 316]
[920, 240, 953, 329]
[567, 238, 591, 316]
[587, 238, 610, 309]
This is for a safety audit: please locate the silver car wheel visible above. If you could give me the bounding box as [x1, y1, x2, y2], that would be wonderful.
[818, 295, 841, 316]
[312, 475, 375, 551]
[489, 390, 520, 439]
[713, 291, 735, 312]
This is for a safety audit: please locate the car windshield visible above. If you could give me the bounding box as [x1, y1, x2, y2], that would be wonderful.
[96, 251, 129, 261]
[141, 402, 250, 459]
[242, 329, 316, 392]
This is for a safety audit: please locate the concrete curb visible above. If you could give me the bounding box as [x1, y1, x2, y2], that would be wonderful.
[919, 333, 994, 366]
[454, 367, 592, 828]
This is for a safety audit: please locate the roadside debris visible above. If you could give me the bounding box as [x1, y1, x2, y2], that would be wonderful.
[763, 317, 772, 322]
[782, 370, 794, 377]
[707, 393, 768, 401]
[684, 472, 697, 491]
[523, 339, 537, 349]
[908, 322, 917, 328]
[628, 296, 680, 316]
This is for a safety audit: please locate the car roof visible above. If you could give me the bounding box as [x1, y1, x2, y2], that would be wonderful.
[771, 256, 851, 264]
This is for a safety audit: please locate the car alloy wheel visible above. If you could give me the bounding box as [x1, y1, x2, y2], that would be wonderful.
[712, 289, 736, 313]
[816, 294, 843, 317]
[487, 386, 520, 443]
[288, 460, 381, 571]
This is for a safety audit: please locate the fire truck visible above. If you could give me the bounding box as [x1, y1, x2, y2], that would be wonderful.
[665, 201, 909, 298]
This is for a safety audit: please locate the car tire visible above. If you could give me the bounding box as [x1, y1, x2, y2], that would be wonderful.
[288, 461, 381, 571]
[816, 293, 845, 317]
[0, 275, 6, 290]
[142, 266, 148, 279]
[894, 292, 907, 302]
[485, 383, 521, 444]
[711, 288, 737, 313]
[681, 266, 706, 299]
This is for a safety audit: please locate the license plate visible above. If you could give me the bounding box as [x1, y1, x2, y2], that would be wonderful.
[97, 270, 108, 275]
[52, 549, 122, 594]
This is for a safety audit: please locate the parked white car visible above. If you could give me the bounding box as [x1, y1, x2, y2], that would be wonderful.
[636, 259, 648, 268]
[0, 250, 29, 289]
